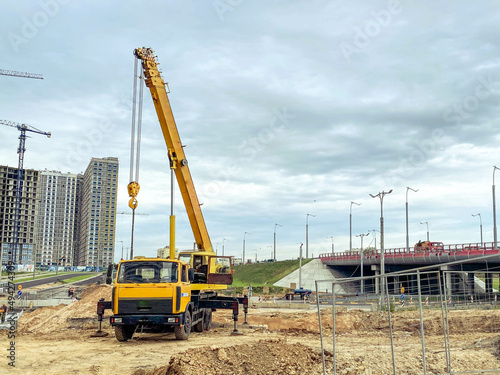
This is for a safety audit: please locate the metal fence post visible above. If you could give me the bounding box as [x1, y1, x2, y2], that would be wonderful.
[416, 270, 427, 375]
[438, 271, 451, 373]
[316, 281, 326, 375]
[384, 273, 396, 375]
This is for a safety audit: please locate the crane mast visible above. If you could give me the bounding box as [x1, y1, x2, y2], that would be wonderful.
[133, 48, 213, 255]
[0, 120, 51, 264]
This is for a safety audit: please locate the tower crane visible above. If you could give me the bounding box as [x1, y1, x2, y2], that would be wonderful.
[0, 69, 43, 80]
[0, 120, 51, 264]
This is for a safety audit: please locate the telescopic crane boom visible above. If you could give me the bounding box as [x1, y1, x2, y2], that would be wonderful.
[133, 47, 213, 255]
[0, 120, 51, 263]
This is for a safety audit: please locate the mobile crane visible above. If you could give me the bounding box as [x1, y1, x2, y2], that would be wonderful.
[96, 47, 247, 342]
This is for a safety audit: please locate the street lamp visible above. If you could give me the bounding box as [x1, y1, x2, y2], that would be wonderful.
[406, 187, 419, 251]
[243, 232, 250, 264]
[306, 213, 316, 259]
[356, 232, 369, 294]
[297, 242, 304, 288]
[472, 213, 483, 247]
[118, 240, 124, 260]
[350, 201, 361, 252]
[326, 236, 334, 254]
[420, 221, 429, 241]
[370, 229, 380, 251]
[370, 189, 392, 296]
[493, 166, 500, 248]
[216, 243, 221, 255]
[222, 238, 227, 256]
[274, 224, 282, 261]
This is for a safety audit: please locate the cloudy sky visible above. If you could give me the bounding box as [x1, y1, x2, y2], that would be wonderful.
[1, 1, 500, 263]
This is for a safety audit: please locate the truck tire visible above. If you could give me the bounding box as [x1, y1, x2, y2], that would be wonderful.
[174, 310, 192, 340]
[203, 308, 212, 331]
[115, 325, 134, 342]
[193, 309, 204, 332]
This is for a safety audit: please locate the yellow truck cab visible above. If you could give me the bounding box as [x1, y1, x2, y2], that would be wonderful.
[110, 257, 194, 341]
[97, 256, 248, 342]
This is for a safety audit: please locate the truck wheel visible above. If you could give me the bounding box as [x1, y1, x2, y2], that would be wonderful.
[203, 308, 212, 331]
[193, 309, 204, 332]
[174, 310, 192, 340]
[115, 325, 134, 342]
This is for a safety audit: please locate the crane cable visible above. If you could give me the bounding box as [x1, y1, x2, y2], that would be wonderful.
[128, 56, 144, 259]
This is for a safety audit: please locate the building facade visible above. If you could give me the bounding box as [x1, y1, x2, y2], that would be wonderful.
[0, 156, 118, 268]
[77, 157, 119, 267]
[0, 166, 38, 265]
[35, 170, 81, 266]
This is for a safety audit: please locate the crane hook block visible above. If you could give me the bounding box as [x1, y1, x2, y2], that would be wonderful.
[127, 181, 140, 210]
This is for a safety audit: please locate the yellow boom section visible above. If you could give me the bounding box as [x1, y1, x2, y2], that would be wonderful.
[134, 47, 213, 254]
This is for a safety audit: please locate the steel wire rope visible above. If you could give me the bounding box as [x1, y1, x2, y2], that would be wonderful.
[129, 57, 144, 258]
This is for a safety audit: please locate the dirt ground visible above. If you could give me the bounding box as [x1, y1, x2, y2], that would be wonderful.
[5, 284, 500, 374]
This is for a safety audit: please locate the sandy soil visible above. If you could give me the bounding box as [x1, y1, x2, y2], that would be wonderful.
[5, 285, 500, 374]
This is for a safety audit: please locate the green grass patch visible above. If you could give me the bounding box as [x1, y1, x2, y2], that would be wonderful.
[13, 272, 73, 282]
[232, 259, 312, 288]
[59, 274, 97, 284]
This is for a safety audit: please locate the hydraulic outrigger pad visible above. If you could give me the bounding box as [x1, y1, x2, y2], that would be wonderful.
[91, 299, 112, 337]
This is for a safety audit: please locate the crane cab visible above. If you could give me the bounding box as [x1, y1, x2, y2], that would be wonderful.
[177, 251, 233, 289]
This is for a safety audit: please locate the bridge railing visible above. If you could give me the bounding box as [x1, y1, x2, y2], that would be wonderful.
[319, 242, 498, 261]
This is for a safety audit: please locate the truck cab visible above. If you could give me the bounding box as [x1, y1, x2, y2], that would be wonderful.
[109, 257, 195, 341]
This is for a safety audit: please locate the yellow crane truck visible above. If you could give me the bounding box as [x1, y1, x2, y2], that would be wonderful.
[95, 47, 248, 342]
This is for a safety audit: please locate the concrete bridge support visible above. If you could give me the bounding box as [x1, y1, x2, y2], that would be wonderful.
[441, 266, 452, 295]
[485, 273, 493, 294]
[468, 273, 475, 295]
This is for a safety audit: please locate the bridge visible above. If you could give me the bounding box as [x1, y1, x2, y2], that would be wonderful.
[318, 242, 500, 296]
[319, 242, 500, 267]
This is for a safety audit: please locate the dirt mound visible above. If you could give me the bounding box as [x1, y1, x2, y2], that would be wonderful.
[132, 339, 330, 375]
[18, 284, 112, 334]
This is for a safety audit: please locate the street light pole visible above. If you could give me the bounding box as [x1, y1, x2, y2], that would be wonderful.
[306, 213, 316, 259]
[326, 236, 334, 254]
[298, 242, 303, 288]
[350, 201, 361, 252]
[356, 232, 369, 294]
[472, 213, 483, 246]
[370, 229, 380, 251]
[420, 221, 429, 241]
[370, 190, 393, 297]
[118, 240, 124, 260]
[243, 232, 250, 264]
[406, 187, 419, 252]
[222, 238, 227, 256]
[493, 166, 499, 249]
[274, 224, 282, 261]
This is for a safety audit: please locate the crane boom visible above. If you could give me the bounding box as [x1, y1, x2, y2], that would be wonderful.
[0, 120, 51, 137]
[133, 47, 213, 254]
[0, 69, 43, 79]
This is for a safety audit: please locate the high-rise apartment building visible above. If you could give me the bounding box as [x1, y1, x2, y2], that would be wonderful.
[77, 157, 119, 267]
[35, 170, 81, 266]
[0, 157, 118, 268]
[0, 166, 38, 265]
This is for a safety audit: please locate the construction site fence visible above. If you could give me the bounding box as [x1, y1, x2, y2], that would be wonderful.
[315, 266, 500, 375]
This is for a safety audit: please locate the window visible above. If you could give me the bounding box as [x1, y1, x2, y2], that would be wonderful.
[117, 261, 178, 284]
